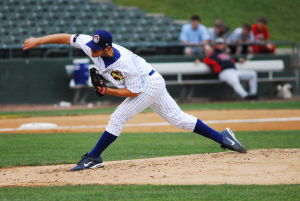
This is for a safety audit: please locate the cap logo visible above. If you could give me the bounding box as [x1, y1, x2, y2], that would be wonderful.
[93, 35, 100, 43]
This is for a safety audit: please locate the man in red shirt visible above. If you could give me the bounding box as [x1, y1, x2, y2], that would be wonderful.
[252, 17, 275, 53]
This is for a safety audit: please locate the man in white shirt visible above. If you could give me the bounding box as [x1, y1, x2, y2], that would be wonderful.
[227, 24, 255, 55]
[23, 30, 246, 171]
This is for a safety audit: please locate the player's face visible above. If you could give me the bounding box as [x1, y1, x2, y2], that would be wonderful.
[215, 43, 225, 50]
[91, 46, 113, 57]
[91, 49, 104, 57]
[191, 20, 200, 29]
[257, 22, 264, 29]
[214, 26, 222, 33]
[242, 28, 249, 35]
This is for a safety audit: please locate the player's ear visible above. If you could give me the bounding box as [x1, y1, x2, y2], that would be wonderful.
[104, 46, 112, 51]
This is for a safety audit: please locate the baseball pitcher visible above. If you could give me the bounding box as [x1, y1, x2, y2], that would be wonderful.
[23, 30, 247, 171]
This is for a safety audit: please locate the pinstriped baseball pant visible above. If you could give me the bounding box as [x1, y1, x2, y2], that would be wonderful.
[106, 73, 197, 136]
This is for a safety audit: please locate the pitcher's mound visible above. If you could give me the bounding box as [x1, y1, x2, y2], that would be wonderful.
[1, 149, 299, 187]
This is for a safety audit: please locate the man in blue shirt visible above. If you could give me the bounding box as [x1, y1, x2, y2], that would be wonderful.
[180, 15, 210, 56]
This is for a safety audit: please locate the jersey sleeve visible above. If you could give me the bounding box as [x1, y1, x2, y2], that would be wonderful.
[249, 31, 255, 41]
[264, 26, 270, 41]
[227, 28, 240, 44]
[200, 25, 211, 41]
[208, 27, 215, 40]
[179, 24, 189, 41]
[203, 53, 222, 74]
[70, 34, 93, 57]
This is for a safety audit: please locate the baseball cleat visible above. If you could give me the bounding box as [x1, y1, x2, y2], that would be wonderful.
[70, 153, 104, 172]
[220, 128, 247, 153]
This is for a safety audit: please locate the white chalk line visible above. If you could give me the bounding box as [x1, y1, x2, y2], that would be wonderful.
[1, 117, 300, 133]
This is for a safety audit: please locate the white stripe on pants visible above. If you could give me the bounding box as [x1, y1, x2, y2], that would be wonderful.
[106, 73, 197, 136]
[218, 68, 257, 98]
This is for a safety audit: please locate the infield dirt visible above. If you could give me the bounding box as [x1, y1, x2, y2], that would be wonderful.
[1, 149, 299, 186]
[1, 109, 300, 133]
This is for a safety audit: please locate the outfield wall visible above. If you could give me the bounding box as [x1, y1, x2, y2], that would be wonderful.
[0, 55, 296, 104]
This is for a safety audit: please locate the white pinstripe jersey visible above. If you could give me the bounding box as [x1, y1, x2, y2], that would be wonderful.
[70, 34, 154, 93]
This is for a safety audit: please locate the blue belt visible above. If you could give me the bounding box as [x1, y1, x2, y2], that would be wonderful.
[149, 69, 155, 76]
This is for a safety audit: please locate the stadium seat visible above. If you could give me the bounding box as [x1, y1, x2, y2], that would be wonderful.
[57, 0, 71, 5]
[126, 10, 144, 19]
[52, 19, 66, 26]
[0, 13, 7, 21]
[16, 5, 29, 13]
[1, 0, 182, 47]
[38, 0, 52, 5]
[22, 0, 37, 5]
[2, 4, 15, 13]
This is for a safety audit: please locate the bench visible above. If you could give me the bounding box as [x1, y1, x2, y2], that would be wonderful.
[151, 59, 300, 99]
[151, 60, 296, 84]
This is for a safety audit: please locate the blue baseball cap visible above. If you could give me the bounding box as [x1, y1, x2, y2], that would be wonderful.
[86, 30, 112, 51]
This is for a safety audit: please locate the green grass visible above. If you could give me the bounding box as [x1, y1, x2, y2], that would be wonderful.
[1, 100, 299, 117]
[0, 184, 299, 201]
[181, 100, 300, 110]
[0, 130, 299, 168]
[113, 0, 300, 42]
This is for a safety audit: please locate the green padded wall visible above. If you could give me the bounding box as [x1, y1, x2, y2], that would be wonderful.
[0, 55, 296, 104]
[0, 59, 73, 104]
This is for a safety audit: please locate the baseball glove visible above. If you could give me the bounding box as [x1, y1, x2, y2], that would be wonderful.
[89, 67, 107, 97]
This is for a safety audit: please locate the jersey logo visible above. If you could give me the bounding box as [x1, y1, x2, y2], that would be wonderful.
[217, 53, 230, 60]
[111, 70, 123, 80]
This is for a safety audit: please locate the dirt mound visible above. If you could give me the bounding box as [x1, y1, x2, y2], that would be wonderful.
[1, 149, 299, 187]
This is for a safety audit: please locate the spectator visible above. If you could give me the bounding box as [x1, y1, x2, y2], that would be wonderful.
[252, 17, 276, 53]
[227, 24, 255, 55]
[201, 38, 258, 100]
[180, 15, 210, 56]
[208, 19, 229, 41]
